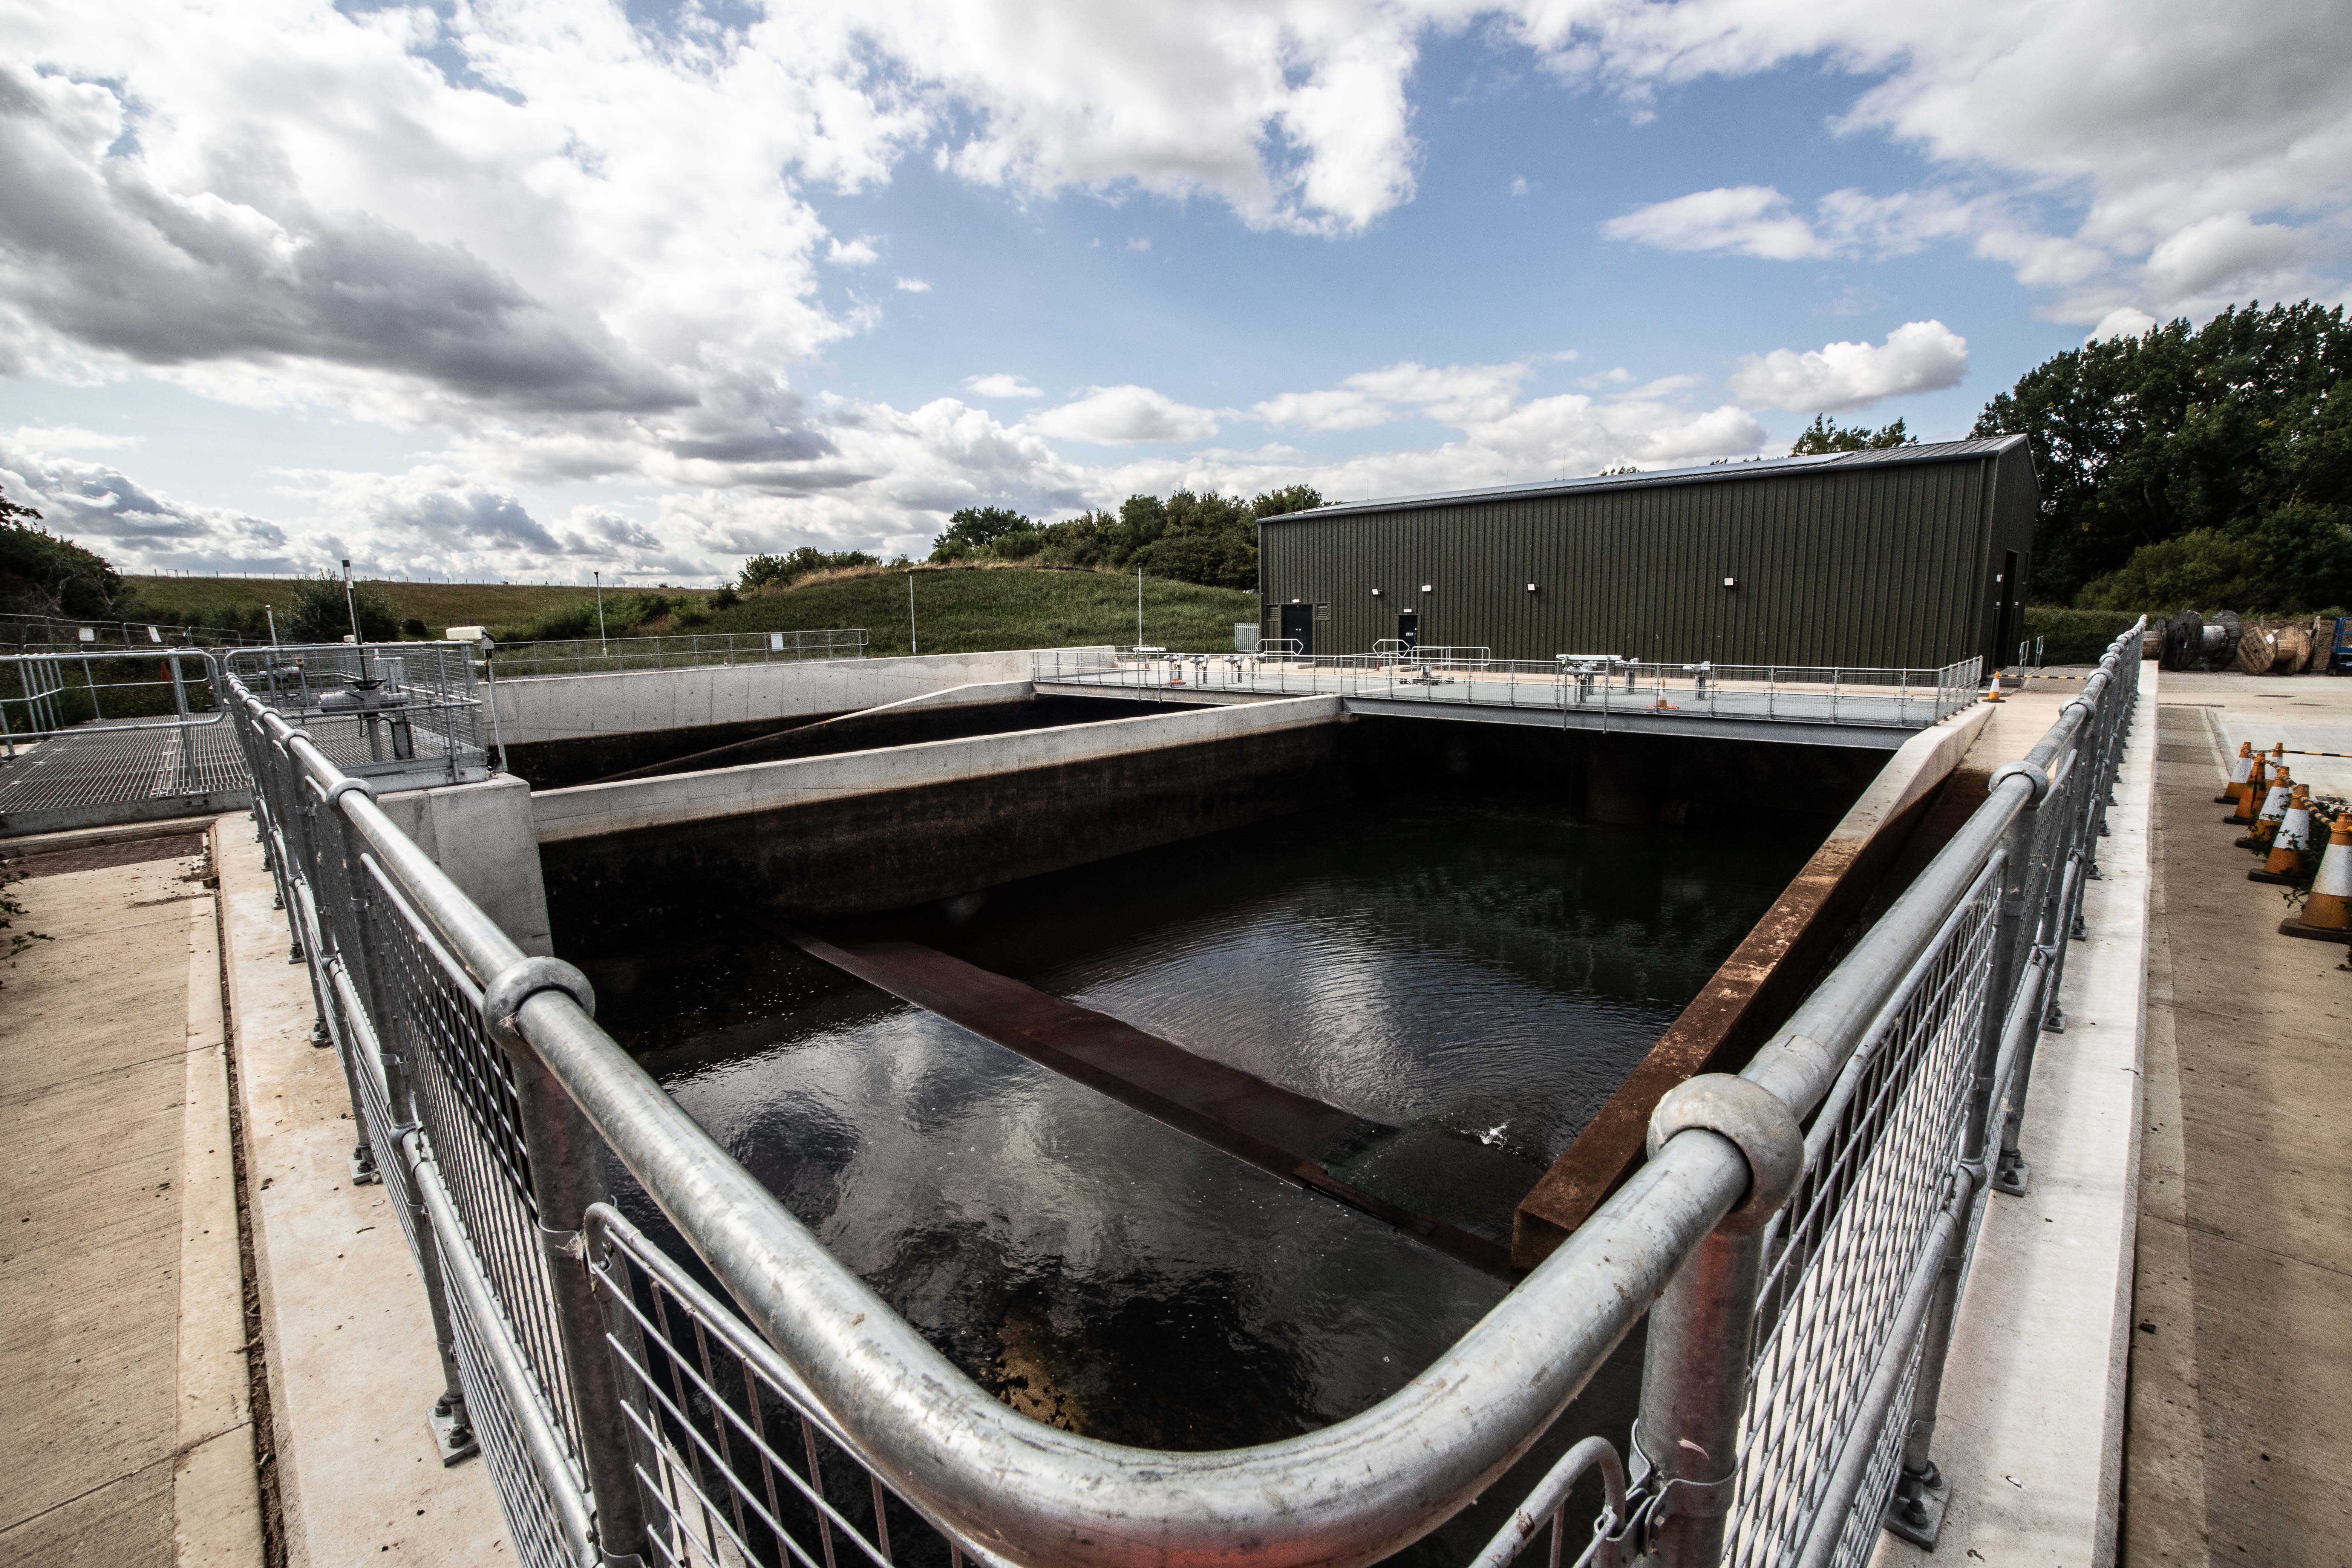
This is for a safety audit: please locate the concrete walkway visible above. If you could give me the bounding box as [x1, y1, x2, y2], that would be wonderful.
[2126, 672, 2352, 1566]
[0, 824, 263, 1567]
[215, 813, 510, 1567]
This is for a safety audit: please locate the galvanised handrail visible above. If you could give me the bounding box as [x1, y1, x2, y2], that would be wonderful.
[484, 627, 867, 678]
[228, 619, 2143, 1568]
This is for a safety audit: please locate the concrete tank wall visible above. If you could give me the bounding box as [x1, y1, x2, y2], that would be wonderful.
[534, 696, 1348, 950]
[487, 648, 1086, 747]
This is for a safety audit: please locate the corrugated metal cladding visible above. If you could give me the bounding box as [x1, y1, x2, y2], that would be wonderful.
[1259, 436, 2038, 671]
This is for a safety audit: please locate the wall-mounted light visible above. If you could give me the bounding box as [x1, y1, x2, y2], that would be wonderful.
[1722, 576, 1738, 590]
[1290, 597, 1302, 604]
[1525, 582, 1539, 593]
[1420, 583, 1433, 594]
[1371, 588, 1383, 597]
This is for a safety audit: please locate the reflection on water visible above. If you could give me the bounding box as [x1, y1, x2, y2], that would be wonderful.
[584, 797, 1818, 1557]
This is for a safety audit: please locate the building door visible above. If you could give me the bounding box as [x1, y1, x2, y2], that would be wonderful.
[1396, 610, 1418, 652]
[1992, 551, 2020, 671]
[1279, 603, 1315, 656]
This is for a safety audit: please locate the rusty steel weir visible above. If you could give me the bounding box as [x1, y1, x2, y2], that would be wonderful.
[776, 924, 1519, 1280]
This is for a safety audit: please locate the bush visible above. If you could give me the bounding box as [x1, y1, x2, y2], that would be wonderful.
[2022, 607, 2146, 664]
[742, 549, 879, 590]
[401, 617, 428, 639]
[2073, 519, 2352, 615]
[0, 486, 129, 618]
[285, 576, 400, 643]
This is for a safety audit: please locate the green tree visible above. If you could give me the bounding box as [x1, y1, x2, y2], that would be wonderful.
[1247, 484, 1324, 520]
[1789, 415, 1916, 454]
[1973, 299, 2352, 607]
[929, 506, 1039, 562]
[0, 486, 130, 619]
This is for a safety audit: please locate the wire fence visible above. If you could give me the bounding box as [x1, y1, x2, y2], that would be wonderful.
[486, 628, 867, 679]
[1033, 648, 1985, 732]
[233, 617, 2143, 1568]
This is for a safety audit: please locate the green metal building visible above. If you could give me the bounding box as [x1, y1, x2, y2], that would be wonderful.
[1257, 436, 2038, 672]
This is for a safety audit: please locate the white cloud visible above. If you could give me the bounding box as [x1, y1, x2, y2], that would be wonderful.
[1027, 386, 1219, 445]
[826, 237, 881, 267]
[2087, 307, 2161, 343]
[1728, 321, 1970, 413]
[963, 374, 1045, 399]
[1509, 175, 1529, 197]
[895, 277, 933, 293]
[1126, 237, 1152, 253]
[1604, 185, 1828, 261]
[5, 424, 142, 458]
[1252, 388, 1394, 432]
[1556, 0, 2352, 324]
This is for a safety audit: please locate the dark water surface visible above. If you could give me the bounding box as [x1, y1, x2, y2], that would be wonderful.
[583, 797, 1822, 1557]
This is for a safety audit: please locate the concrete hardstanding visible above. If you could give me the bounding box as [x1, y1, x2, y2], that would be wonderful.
[0, 836, 263, 1567]
[2119, 673, 2352, 1565]
[218, 814, 510, 1568]
[1258, 436, 2036, 669]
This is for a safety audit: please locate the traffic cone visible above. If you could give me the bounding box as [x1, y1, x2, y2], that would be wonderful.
[2280, 812, 2352, 942]
[2239, 767, 2292, 848]
[1984, 671, 2006, 703]
[2216, 740, 2252, 805]
[2228, 751, 2270, 823]
[2251, 786, 2314, 883]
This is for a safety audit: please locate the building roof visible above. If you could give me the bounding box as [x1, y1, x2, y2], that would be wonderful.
[1265, 434, 2031, 525]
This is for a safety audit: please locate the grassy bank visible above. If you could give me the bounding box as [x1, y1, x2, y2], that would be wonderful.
[699, 564, 1257, 655]
[124, 575, 696, 631]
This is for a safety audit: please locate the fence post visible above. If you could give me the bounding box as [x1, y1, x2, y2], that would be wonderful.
[1630, 1078, 1802, 1567]
[505, 1042, 650, 1562]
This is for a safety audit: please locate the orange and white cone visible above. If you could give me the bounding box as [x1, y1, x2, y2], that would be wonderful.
[2217, 741, 2253, 805]
[2245, 767, 2294, 847]
[2229, 751, 2270, 824]
[2281, 812, 2352, 941]
[1985, 671, 2006, 703]
[2253, 786, 2314, 882]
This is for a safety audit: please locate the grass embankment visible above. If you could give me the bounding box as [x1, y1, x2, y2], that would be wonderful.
[701, 565, 1257, 655]
[124, 576, 691, 631]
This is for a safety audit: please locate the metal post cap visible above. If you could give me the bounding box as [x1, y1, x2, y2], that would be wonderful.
[1647, 1074, 1804, 1232]
[481, 956, 596, 1056]
[1986, 758, 2051, 804]
[322, 776, 377, 810]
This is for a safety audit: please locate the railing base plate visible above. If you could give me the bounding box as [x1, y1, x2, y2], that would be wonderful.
[430, 1400, 480, 1467]
[1885, 1461, 1951, 1548]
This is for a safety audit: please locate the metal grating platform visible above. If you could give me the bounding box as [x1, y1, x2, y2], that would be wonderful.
[0, 719, 253, 835]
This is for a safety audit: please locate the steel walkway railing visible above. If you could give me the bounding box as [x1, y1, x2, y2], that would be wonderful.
[232, 619, 2144, 1568]
[485, 628, 868, 679]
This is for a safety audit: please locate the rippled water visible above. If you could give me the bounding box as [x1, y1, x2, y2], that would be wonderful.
[583, 796, 1820, 1557]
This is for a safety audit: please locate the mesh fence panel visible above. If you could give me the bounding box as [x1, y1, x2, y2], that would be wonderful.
[588, 1208, 984, 1568]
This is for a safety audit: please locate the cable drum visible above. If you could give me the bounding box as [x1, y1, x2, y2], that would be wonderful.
[2207, 609, 2244, 667]
[2161, 609, 2203, 670]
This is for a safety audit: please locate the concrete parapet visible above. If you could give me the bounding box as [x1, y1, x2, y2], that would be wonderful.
[487, 648, 1070, 747]
[535, 695, 1350, 944]
[377, 773, 552, 957]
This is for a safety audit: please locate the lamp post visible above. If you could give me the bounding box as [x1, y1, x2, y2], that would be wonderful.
[908, 571, 918, 655]
[593, 571, 608, 655]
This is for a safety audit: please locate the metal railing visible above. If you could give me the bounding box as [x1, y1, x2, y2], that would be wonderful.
[1035, 648, 1986, 731]
[234, 617, 2143, 1568]
[0, 608, 260, 650]
[223, 643, 490, 787]
[486, 628, 867, 678]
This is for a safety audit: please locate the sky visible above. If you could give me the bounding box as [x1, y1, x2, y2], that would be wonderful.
[2, 0, 2347, 585]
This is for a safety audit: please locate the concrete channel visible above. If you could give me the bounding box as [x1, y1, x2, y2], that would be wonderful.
[17, 641, 2344, 1564]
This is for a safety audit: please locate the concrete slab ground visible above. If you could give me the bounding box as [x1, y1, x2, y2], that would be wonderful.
[0, 833, 263, 1567]
[2123, 670, 2352, 1566]
[216, 815, 510, 1568]
[1871, 659, 2158, 1567]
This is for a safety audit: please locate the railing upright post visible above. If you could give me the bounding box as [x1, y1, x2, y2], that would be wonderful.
[1633, 1227, 1763, 1566]
[507, 1054, 650, 1561]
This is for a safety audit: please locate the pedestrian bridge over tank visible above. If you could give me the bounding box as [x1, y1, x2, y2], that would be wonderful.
[1032, 647, 1985, 749]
